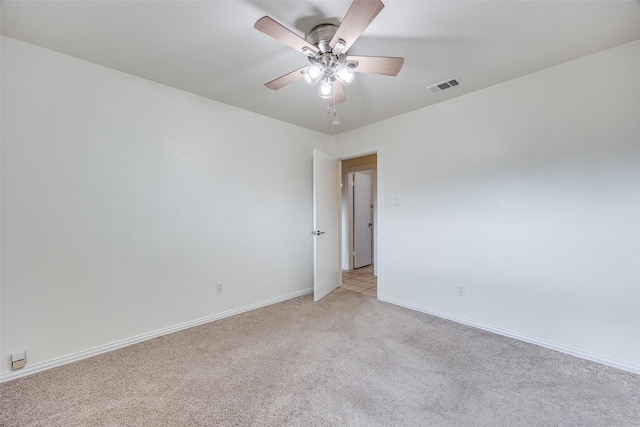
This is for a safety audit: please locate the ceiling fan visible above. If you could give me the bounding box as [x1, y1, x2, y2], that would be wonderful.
[254, 0, 404, 108]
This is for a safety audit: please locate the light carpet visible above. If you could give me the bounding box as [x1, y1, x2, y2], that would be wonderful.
[1, 288, 638, 426]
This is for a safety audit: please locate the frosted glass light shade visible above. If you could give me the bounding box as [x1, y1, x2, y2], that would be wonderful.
[318, 81, 334, 98]
[303, 64, 323, 85]
[335, 64, 355, 86]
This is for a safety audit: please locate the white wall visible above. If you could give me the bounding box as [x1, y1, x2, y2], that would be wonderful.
[332, 40, 640, 372]
[0, 36, 332, 377]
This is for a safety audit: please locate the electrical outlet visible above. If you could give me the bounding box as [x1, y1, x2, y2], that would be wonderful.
[216, 282, 224, 293]
[11, 350, 27, 370]
[457, 285, 466, 297]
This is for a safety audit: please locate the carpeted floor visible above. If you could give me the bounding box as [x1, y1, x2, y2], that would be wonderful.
[1, 288, 639, 426]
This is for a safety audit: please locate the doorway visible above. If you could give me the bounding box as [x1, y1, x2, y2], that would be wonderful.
[312, 149, 378, 302]
[340, 153, 377, 296]
[351, 171, 373, 269]
[341, 263, 376, 297]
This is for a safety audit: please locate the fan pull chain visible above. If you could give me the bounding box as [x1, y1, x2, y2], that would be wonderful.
[325, 94, 337, 116]
[325, 91, 337, 116]
[334, 90, 337, 116]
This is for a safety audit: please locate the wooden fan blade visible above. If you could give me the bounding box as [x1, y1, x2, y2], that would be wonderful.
[255, 16, 320, 56]
[265, 67, 306, 90]
[347, 55, 404, 76]
[330, 81, 347, 106]
[330, 0, 384, 53]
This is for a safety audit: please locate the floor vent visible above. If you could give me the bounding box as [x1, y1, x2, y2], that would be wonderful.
[426, 77, 462, 94]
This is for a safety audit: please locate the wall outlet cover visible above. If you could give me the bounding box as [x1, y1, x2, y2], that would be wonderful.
[11, 351, 27, 370]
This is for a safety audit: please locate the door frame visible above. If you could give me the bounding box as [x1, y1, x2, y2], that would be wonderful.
[338, 149, 381, 291]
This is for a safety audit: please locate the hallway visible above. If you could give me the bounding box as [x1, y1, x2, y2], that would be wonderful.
[341, 265, 376, 297]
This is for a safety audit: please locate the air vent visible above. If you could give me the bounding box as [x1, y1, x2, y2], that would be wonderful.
[426, 77, 463, 94]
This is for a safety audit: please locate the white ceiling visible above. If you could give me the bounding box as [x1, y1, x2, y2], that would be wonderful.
[3, 1, 640, 135]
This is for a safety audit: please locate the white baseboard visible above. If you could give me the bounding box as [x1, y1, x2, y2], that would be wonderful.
[379, 295, 640, 375]
[0, 288, 313, 383]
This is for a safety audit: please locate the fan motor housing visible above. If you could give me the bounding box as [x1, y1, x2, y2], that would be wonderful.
[306, 24, 339, 54]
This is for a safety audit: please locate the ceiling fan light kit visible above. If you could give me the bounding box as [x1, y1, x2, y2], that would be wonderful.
[335, 64, 355, 85]
[254, 0, 404, 114]
[319, 79, 334, 99]
[302, 63, 324, 85]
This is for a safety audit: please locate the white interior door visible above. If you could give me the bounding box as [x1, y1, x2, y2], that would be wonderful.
[313, 149, 341, 301]
[353, 172, 373, 268]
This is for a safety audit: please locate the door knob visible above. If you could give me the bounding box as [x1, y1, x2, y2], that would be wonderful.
[368, 223, 373, 227]
[312, 230, 326, 236]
